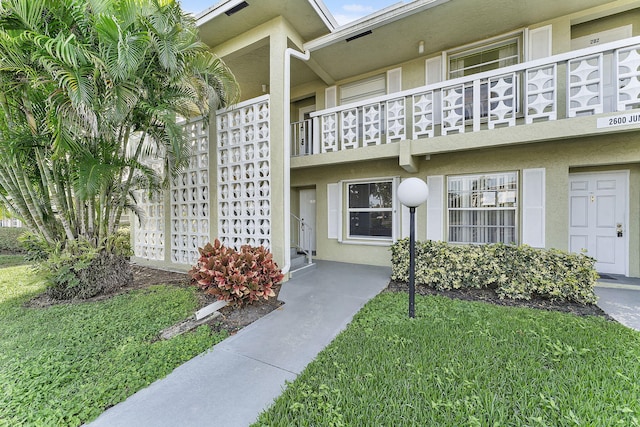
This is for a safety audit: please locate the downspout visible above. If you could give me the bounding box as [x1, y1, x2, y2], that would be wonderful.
[281, 48, 311, 275]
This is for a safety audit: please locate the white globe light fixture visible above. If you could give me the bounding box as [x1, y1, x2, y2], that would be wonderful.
[397, 178, 429, 318]
[397, 178, 429, 207]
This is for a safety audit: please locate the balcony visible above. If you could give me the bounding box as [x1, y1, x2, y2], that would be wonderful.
[291, 37, 640, 157]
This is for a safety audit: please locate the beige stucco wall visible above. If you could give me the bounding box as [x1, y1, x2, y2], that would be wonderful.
[292, 132, 640, 275]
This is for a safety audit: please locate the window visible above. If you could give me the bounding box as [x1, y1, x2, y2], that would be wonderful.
[340, 74, 386, 105]
[448, 35, 522, 79]
[347, 181, 394, 239]
[447, 34, 523, 119]
[447, 172, 517, 244]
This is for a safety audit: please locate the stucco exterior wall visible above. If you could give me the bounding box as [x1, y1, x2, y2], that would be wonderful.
[292, 133, 640, 275]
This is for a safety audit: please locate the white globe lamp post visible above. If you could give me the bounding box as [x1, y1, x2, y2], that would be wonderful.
[397, 178, 429, 318]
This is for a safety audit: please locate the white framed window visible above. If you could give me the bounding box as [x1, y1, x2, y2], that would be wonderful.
[448, 33, 523, 79]
[340, 74, 386, 105]
[347, 180, 394, 240]
[447, 33, 523, 120]
[447, 172, 518, 244]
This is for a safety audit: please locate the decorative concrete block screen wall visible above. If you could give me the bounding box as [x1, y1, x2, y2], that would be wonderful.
[216, 95, 271, 250]
[171, 119, 211, 265]
[133, 190, 165, 261]
[133, 118, 211, 266]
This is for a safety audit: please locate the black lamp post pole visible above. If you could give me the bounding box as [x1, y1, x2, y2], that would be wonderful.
[409, 206, 416, 318]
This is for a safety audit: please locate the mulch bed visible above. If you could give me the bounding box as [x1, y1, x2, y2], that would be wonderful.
[385, 280, 614, 320]
[23, 264, 284, 334]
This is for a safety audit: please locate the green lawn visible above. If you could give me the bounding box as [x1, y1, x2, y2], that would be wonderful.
[0, 254, 27, 268]
[255, 292, 640, 427]
[0, 264, 227, 427]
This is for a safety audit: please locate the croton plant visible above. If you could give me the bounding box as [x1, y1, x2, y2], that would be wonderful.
[188, 239, 284, 306]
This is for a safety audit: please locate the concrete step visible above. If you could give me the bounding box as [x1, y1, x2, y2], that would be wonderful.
[291, 253, 308, 270]
[289, 262, 316, 278]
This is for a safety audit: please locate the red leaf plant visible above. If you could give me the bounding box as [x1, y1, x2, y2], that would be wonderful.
[188, 239, 284, 306]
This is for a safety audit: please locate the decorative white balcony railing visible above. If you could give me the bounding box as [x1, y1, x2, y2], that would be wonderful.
[291, 37, 640, 157]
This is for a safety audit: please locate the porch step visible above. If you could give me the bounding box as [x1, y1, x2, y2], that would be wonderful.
[291, 252, 308, 270]
[290, 262, 316, 278]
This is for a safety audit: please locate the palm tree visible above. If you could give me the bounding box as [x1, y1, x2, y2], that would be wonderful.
[0, 0, 238, 298]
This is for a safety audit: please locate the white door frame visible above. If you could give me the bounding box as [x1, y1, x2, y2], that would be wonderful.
[569, 170, 629, 276]
[299, 188, 317, 253]
[298, 105, 315, 122]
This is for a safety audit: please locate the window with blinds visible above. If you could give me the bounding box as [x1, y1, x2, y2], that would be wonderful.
[448, 35, 522, 79]
[447, 172, 518, 244]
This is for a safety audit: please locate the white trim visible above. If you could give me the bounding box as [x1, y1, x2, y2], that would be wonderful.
[304, 0, 451, 51]
[387, 67, 402, 93]
[426, 175, 444, 241]
[338, 240, 394, 247]
[298, 105, 316, 122]
[527, 25, 552, 61]
[306, 0, 338, 30]
[521, 168, 546, 248]
[327, 182, 341, 240]
[216, 94, 270, 114]
[345, 179, 395, 241]
[325, 86, 337, 109]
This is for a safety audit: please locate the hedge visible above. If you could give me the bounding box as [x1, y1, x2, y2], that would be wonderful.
[0, 227, 26, 253]
[391, 239, 598, 304]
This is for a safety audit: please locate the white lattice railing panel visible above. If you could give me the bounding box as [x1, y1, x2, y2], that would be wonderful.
[568, 54, 603, 117]
[340, 108, 358, 149]
[362, 103, 382, 146]
[321, 113, 338, 152]
[299, 37, 640, 156]
[525, 64, 557, 124]
[386, 98, 406, 142]
[217, 96, 271, 251]
[413, 91, 435, 138]
[171, 119, 210, 265]
[617, 44, 640, 111]
[134, 190, 165, 261]
[488, 73, 516, 129]
[442, 84, 465, 135]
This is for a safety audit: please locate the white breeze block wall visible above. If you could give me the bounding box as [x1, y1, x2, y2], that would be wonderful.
[216, 96, 271, 250]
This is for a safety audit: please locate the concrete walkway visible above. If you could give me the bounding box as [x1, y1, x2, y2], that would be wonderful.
[87, 263, 639, 427]
[88, 261, 391, 427]
[595, 275, 640, 331]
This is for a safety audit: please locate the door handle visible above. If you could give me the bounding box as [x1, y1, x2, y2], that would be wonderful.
[616, 223, 623, 238]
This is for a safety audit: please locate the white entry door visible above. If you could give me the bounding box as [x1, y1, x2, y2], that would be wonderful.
[299, 189, 317, 253]
[569, 171, 628, 275]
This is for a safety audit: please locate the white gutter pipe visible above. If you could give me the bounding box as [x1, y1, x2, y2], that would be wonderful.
[281, 48, 310, 275]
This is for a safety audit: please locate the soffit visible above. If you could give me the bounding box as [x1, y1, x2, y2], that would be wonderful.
[224, 40, 320, 97]
[307, 0, 623, 82]
[197, 0, 333, 47]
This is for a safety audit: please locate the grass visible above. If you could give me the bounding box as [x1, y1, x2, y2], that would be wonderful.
[0, 264, 227, 427]
[0, 254, 27, 268]
[255, 292, 640, 427]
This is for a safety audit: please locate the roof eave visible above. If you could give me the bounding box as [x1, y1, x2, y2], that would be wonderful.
[304, 0, 450, 51]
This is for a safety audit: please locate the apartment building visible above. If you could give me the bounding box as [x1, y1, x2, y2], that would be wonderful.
[132, 0, 640, 278]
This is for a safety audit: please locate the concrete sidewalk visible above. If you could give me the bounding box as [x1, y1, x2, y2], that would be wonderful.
[88, 261, 391, 427]
[595, 275, 640, 331]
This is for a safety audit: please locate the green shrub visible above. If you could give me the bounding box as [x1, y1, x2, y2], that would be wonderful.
[0, 227, 26, 253]
[21, 229, 134, 300]
[189, 239, 283, 307]
[391, 239, 598, 304]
